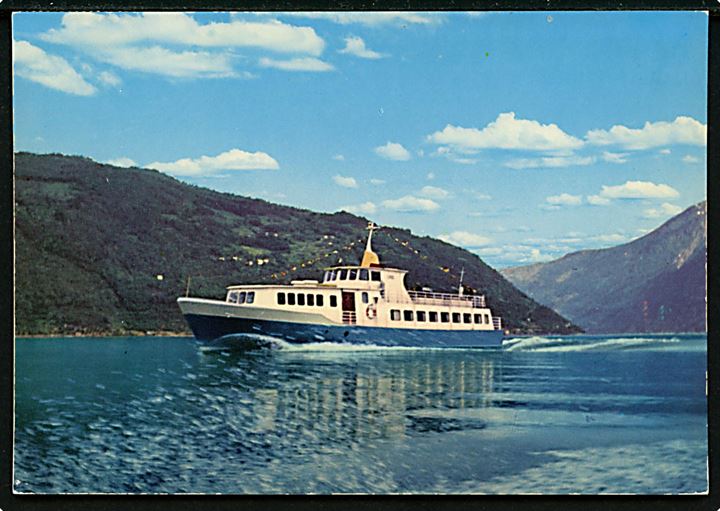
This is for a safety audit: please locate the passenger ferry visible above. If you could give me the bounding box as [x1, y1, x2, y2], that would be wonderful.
[177, 224, 504, 348]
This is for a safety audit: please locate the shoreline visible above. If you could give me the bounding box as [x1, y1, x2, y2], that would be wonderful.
[16, 330, 192, 339]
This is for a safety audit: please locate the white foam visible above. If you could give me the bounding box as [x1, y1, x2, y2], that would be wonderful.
[503, 335, 683, 352]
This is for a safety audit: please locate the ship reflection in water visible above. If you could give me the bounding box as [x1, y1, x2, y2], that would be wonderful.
[14, 334, 707, 494]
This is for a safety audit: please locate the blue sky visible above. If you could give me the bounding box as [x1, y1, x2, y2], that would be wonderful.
[13, 11, 708, 268]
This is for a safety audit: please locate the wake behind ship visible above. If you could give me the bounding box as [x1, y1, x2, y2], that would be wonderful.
[178, 224, 504, 348]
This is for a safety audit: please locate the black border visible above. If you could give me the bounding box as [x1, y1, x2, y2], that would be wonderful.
[1, 3, 718, 511]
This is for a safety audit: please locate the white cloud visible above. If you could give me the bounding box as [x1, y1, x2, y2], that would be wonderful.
[279, 12, 440, 26]
[13, 40, 96, 96]
[375, 142, 411, 161]
[601, 151, 628, 164]
[598, 180, 679, 200]
[585, 116, 707, 150]
[504, 155, 594, 169]
[590, 233, 628, 244]
[473, 192, 492, 200]
[97, 70, 121, 86]
[546, 193, 582, 206]
[147, 148, 279, 176]
[43, 12, 325, 55]
[369, 178, 386, 185]
[587, 194, 611, 206]
[95, 46, 236, 78]
[682, 155, 700, 164]
[439, 231, 493, 247]
[419, 185, 450, 200]
[332, 175, 358, 188]
[259, 57, 333, 72]
[643, 202, 683, 219]
[341, 201, 377, 215]
[426, 172, 435, 180]
[338, 36, 384, 59]
[382, 195, 439, 212]
[427, 112, 583, 153]
[659, 148, 671, 155]
[332, 154, 345, 161]
[472, 247, 502, 256]
[104, 157, 137, 168]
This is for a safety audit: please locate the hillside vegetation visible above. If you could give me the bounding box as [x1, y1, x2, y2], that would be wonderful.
[15, 152, 580, 336]
[502, 202, 706, 334]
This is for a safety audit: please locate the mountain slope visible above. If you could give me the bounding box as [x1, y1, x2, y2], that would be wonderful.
[502, 202, 706, 334]
[15, 152, 580, 336]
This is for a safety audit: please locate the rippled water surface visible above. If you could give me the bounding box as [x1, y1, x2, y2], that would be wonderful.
[14, 333, 707, 494]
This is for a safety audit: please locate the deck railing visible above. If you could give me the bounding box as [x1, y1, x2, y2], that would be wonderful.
[492, 317, 502, 331]
[405, 291, 486, 308]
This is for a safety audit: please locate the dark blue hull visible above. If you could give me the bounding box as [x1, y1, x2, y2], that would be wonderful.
[183, 313, 504, 349]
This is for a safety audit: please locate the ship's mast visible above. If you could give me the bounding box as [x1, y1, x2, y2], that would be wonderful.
[458, 267, 465, 296]
[360, 222, 381, 267]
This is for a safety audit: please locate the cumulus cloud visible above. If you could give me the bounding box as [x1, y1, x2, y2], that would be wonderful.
[13, 40, 96, 96]
[279, 12, 440, 26]
[375, 142, 411, 161]
[682, 155, 700, 164]
[643, 202, 683, 219]
[587, 194, 611, 206]
[382, 195, 439, 212]
[97, 70, 121, 87]
[96, 46, 236, 78]
[332, 154, 345, 161]
[504, 155, 594, 169]
[147, 148, 279, 176]
[439, 231, 493, 247]
[419, 185, 450, 199]
[597, 180, 679, 200]
[332, 175, 358, 188]
[42, 12, 325, 55]
[341, 201, 377, 215]
[338, 36, 384, 59]
[427, 112, 584, 153]
[259, 57, 333, 72]
[659, 148, 671, 155]
[546, 193, 582, 206]
[585, 116, 706, 150]
[369, 178, 386, 185]
[602, 151, 628, 164]
[104, 157, 137, 168]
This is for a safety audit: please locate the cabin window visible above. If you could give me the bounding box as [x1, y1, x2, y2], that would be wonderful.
[474, 313, 482, 324]
[452, 312, 461, 323]
[238, 291, 247, 304]
[359, 269, 369, 281]
[361, 292, 369, 304]
[404, 310, 414, 321]
[429, 311, 438, 322]
[288, 293, 296, 306]
[307, 294, 315, 306]
[390, 309, 401, 321]
[339, 269, 348, 280]
[417, 311, 426, 322]
[298, 294, 306, 306]
[441, 312, 450, 323]
[330, 270, 337, 281]
[371, 271, 381, 282]
[463, 313, 471, 324]
[316, 294, 324, 307]
[324, 271, 331, 282]
[485, 314, 490, 324]
[330, 295, 338, 307]
[277, 292, 286, 305]
[247, 292, 255, 304]
[349, 269, 358, 280]
[228, 291, 238, 303]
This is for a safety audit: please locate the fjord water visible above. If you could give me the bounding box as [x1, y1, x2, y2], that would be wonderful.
[15, 334, 707, 494]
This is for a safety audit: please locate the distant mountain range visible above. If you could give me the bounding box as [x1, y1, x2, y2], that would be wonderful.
[502, 202, 706, 334]
[14, 152, 579, 336]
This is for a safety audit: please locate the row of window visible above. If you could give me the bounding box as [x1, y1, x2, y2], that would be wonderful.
[323, 268, 382, 283]
[277, 292, 338, 308]
[228, 291, 255, 304]
[390, 309, 490, 325]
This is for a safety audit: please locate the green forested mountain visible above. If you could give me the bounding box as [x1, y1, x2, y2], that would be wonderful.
[502, 202, 706, 334]
[15, 152, 580, 336]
